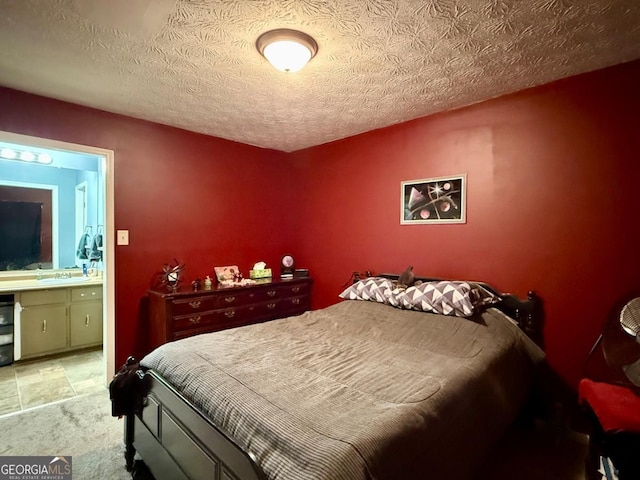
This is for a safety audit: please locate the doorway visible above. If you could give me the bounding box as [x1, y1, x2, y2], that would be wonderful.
[0, 130, 115, 380]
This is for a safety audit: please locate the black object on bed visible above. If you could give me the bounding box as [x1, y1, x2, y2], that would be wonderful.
[122, 274, 545, 480]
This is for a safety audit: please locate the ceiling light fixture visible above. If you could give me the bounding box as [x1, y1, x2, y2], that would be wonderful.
[0, 148, 17, 159]
[256, 29, 318, 73]
[0, 147, 54, 165]
[19, 151, 36, 162]
[37, 153, 53, 164]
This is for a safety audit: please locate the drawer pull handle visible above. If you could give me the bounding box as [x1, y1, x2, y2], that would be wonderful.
[267, 290, 277, 297]
[224, 311, 235, 318]
[267, 303, 276, 309]
[85, 314, 90, 326]
[42, 319, 47, 333]
[225, 296, 236, 303]
[189, 301, 201, 309]
[292, 287, 300, 293]
[189, 315, 201, 324]
[292, 298, 300, 305]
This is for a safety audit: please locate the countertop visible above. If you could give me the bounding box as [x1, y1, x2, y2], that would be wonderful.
[0, 276, 103, 293]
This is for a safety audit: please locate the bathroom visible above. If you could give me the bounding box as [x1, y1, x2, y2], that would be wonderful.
[0, 140, 106, 367]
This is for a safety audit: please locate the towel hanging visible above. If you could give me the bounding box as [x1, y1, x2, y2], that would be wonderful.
[76, 226, 92, 260]
[88, 228, 103, 262]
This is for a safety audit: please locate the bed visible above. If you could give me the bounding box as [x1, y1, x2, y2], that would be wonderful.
[125, 274, 545, 480]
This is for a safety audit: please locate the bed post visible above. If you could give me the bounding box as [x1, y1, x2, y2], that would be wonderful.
[110, 356, 151, 472]
[524, 291, 544, 348]
[125, 413, 136, 470]
[497, 289, 544, 348]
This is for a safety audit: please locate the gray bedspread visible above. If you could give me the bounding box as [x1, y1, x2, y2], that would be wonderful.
[141, 300, 544, 480]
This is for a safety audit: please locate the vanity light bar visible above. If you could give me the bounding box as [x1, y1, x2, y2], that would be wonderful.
[0, 148, 52, 164]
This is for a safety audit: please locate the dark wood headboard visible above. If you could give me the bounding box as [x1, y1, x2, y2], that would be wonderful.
[378, 273, 544, 349]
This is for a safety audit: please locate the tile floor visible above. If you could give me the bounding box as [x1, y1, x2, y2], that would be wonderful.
[0, 348, 105, 417]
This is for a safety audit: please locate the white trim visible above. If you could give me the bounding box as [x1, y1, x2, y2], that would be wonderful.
[13, 302, 21, 361]
[0, 130, 116, 380]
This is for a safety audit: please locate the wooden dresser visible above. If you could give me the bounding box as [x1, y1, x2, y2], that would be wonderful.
[147, 277, 312, 350]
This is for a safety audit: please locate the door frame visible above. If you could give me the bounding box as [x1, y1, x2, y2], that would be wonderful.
[0, 130, 116, 379]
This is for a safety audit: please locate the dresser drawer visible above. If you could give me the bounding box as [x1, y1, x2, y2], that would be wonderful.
[173, 325, 219, 341]
[173, 305, 256, 332]
[216, 305, 252, 326]
[247, 282, 310, 302]
[171, 295, 218, 316]
[214, 290, 255, 308]
[278, 282, 310, 297]
[172, 310, 219, 333]
[250, 286, 281, 302]
[251, 299, 281, 317]
[172, 314, 241, 340]
[279, 295, 311, 315]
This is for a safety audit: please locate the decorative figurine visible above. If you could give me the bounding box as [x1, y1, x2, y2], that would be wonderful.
[204, 276, 212, 290]
[160, 258, 185, 292]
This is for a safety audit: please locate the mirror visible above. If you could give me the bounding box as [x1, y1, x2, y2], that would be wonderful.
[0, 141, 104, 272]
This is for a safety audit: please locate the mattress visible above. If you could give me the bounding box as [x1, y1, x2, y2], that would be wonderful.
[141, 299, 544, 480]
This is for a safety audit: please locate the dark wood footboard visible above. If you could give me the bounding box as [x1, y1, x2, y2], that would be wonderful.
[126, 371, 265, 480]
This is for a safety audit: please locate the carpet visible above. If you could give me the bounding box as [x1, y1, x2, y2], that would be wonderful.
[0, 389, 131, 480]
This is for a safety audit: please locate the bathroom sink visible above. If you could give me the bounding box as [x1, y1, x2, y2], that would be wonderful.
[37, 277, 91, 285]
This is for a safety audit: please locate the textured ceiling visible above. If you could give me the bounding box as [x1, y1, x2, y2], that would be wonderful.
[0, 0, 639, 152]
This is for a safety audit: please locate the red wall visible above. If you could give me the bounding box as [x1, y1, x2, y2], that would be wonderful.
[2, 59, 639, 388]
[287, 59, 640, 389]
[0, 88, 295, 365]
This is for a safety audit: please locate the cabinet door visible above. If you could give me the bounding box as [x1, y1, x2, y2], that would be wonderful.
[21, 305, 68, 357]
[70, 301, 103, 347]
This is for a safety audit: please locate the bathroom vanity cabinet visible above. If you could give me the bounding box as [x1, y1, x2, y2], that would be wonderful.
[19, 284, 103, 359]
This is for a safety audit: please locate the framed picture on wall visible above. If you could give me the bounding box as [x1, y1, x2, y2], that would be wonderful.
[401, 174, 466, 225]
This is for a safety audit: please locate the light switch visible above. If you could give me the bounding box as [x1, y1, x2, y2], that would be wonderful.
[117, 230, 129, 245]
